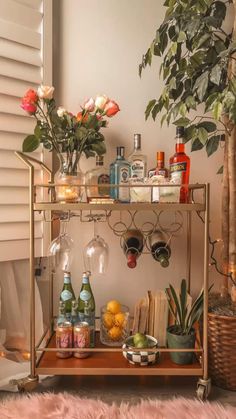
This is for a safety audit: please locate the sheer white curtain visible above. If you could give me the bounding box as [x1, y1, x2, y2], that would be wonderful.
[0, 260, 43, 351]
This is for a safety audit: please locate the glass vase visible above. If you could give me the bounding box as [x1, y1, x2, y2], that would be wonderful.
[55, 153, 84, 203]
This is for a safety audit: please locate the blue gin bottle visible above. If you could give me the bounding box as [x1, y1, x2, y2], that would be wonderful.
[110, 146, 130, 202]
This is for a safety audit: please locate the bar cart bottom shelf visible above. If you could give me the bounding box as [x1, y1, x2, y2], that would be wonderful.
[36, 333, 203, 377]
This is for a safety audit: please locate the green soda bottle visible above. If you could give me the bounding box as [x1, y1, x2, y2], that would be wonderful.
[60, 271, 76, 318]
[78, 271, 96, 347]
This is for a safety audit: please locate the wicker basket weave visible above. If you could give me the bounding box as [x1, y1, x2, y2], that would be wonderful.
[208, 312, 236, 391]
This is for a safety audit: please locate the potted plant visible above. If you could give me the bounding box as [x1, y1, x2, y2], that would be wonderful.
[20, 87, 120, 202]
[165, 279, 204, 365]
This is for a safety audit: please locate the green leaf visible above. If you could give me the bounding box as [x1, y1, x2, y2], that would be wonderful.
[197, 121, 217, 133]
[145, 99, 156, 120]
[177, 31, 186, 43]
[185, 125, 197, 143]
[34, 125, 42, 139]
[161, 113, 167, 126]
[198, 127, 208, 144]
[210, 64, 222, 85]
[213, 101, 223, 120]
[211, 1, 226, 23]
[206, 135, 220, 156]
[173, 117, 190, 127]
[194, 72, 209, 101]
[179, 103, 187, 117]
[169, 284, 182, 325]
[151, 103, 160, 120]
[205, 92, 218, 112]
[185, 96, 196, 110]
[191, 138, 204, 151]
[91, 141, 106, 155]
[217, 165, 223, 174]
[22, 135, 40, 152]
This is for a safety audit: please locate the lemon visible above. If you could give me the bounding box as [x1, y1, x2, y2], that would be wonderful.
[108, 326, 122, 341]
[103, 312, 114, 329]
[106, 300, 121, 315]
[114, 312, 126, 327]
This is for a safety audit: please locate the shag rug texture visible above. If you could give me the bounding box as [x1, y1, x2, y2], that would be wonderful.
[0, 393, 236, 419]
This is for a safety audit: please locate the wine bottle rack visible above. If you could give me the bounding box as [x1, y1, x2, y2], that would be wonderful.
[14, 151, 211, 400]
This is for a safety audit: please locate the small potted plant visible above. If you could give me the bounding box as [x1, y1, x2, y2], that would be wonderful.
[165, 279, 204, 365]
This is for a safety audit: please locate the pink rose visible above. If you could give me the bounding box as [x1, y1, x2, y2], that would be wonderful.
[84, 97, 95, 112]
[104, 100, 120, 117]
[21, 97, 37, 114]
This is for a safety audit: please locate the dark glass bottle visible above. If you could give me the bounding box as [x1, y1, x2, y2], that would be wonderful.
[123, 229, 144, 268]
[169, 126, 190, 203]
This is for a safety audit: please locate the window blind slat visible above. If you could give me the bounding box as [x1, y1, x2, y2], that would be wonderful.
[0, 150, 42, 169]
[0, 76, 38, 98]
[0, 113, 36, 134]
[0, 221, 42, 241]
[0, 0, 42, 31]
[0, 57, 41, 84]
[0, 206, 42, 223]
[0, 238, 42, 262]
[0, 132, 42, 152]
[0, 19, 41, 49]
[0, 187, 29, 204]
[0, 94, 26, 116]
[0, 38, 42, 67]
[14, 0, 42, 11]
[0, 168, 42, 187]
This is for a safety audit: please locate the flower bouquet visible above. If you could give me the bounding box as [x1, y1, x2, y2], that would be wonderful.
[21, 86, 120, 202]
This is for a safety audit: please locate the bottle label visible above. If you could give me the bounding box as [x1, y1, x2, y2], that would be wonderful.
[98, 173, 110, 196]
[61, 290, 73, 301]
[63, 277, 71, 285]
[82, 277, 89, 285]
[118, 166, 129, 201]
[80, 290, 92, 301]
[170, 162, 187, 184]
[131, 159, 145, 178]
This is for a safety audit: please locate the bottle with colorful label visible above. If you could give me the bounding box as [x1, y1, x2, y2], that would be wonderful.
[60, 271, 76, 318]
[78, 271, 96, 347]
[85, 155, 110, 202]
[169, 126, 190, 203]
[128, 134, 147, 179]
[110, 146, 130, 202]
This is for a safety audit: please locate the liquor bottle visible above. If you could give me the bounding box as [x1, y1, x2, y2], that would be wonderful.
[110, 146, 130, 202]
[149, 152, 169, 202]
[71, 300, 79, 325]
[128, 134, 147, 178]
[85, 155, 110, 202]
[123, 229, 144, 268]
[169, 126, 190, 203]
[148, 230, 171, 267]
[60, 271, 76, 318]
[78, 271, 96, 347]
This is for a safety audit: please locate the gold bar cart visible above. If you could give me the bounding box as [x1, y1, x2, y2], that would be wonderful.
[13, 152, 211, 400]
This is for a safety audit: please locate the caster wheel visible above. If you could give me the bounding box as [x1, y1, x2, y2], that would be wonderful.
[10, 375, 39, 392]
[197, 384, 206, 401]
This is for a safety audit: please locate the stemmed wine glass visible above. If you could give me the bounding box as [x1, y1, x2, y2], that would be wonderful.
[83, 218, 109, 274]
[48, 221, 74, 272]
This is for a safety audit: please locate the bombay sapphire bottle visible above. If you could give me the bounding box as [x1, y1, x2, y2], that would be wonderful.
[110, 146, 130, 202]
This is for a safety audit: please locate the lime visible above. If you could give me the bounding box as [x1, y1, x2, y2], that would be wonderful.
[133, 332, 146, 346]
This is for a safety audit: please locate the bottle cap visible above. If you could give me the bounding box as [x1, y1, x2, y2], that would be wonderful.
[127, 253, 137, 269]
[117, 146, 125, 158]
[156, 151, 165, 162]
[96, 155, 104, 166]
[176, 126, 185, 137]
[134, 134, 141, 150]
[159, 255, 169, 268]
[64, 271, 71, 277]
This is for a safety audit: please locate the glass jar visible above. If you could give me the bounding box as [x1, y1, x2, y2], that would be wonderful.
[55, 152, 84, 203]
[100, 304, 130, 346]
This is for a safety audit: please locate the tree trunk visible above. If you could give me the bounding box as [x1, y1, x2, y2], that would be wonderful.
[221, 131, 229, 296]
[228, 126, 236, 286]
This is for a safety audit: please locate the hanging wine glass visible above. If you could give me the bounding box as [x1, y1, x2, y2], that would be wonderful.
[83, 218, 109, 274]
[48, 221, 74, 271]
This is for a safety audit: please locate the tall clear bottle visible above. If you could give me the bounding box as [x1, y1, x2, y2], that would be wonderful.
[129, 134, 147, 178]
[110, 146, 130, 202]
[78, 271, 96, 347]
[60, 271, 76, 318]
[85, 155, 110, 201]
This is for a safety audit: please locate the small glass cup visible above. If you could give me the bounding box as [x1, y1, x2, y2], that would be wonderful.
[130, 178, 151, 203]
[100, 304, 130, 346]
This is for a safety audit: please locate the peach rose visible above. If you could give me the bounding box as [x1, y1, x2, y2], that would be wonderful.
[95, 95, 108, 110]
[84, 98, 95, 112]
[104, 100, 120, 117]
[77, 112, 89, 123]
[37, 85, 54, 99]
[57, 107, 67, 117]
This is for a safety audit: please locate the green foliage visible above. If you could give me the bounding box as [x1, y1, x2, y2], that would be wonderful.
[140, 0, 235, 158]
[165, 279, 204, 335]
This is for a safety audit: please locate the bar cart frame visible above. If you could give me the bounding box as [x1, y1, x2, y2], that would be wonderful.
[13, 151, 211, 400]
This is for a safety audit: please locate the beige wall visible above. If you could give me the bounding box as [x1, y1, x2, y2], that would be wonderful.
[53, 0, 223, 314]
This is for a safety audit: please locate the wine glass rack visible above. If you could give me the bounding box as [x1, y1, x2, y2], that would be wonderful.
[12, 151, 211, 400]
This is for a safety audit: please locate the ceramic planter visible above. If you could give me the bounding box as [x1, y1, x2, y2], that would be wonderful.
[167, 326, 196, 365]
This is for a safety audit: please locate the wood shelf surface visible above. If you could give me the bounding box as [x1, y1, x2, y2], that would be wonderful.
[36, 334, 203, 377]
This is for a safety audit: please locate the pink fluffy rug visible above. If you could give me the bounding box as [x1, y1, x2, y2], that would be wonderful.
[0, 393, 236, 419]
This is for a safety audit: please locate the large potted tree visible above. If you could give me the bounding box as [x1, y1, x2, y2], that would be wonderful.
[140, 0, 236, 390]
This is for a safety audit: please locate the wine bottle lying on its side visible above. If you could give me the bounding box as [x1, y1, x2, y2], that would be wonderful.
[122, 229, 144, 269]
[148, 230, 171, 268]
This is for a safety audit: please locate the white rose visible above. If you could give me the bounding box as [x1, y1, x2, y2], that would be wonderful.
[57, 107, 67, 117]
[95, 94, 108, 110]
[37, 85, 54, 99]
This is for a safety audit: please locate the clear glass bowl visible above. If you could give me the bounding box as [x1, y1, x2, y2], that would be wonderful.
[100, 304, 130, 347]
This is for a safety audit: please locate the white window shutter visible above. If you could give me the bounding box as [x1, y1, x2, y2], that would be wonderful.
[0, 0, 52, 261]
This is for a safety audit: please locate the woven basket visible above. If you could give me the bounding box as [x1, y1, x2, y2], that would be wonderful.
[208, 312, 236, 391]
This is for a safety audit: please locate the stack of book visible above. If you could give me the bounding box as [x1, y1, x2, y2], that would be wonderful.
[132, 289, 192, 347]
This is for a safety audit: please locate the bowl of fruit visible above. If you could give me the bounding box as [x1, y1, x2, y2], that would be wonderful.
[122, 333, 159, 366]
[100, 300, 130, 346]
